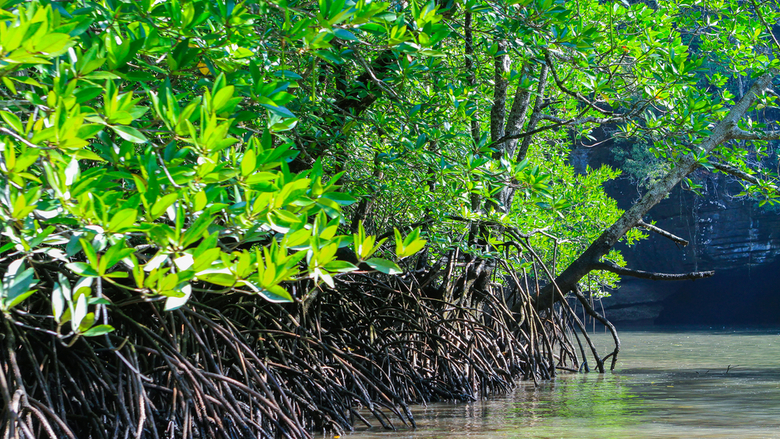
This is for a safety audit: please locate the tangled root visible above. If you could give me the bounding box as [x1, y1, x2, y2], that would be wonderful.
[1, 264, 588, 438]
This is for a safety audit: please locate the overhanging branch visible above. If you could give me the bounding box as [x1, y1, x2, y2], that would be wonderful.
[727, 127, 780, 141]
[591, 260, 714, 281]
[486, 109, 625, 149]
[636, 220, 688, 246]
[710, 161, 780, 196]
[544, 51, 614, 116]
[523, 72, 775, 313]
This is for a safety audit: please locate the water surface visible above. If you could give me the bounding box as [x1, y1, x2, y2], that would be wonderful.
[345, 329, 780, 438]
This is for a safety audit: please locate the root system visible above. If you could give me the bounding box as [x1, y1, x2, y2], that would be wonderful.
[1, 249, 612, 438]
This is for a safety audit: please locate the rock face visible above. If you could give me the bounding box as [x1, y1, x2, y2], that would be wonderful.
[572, 143, 780, 325]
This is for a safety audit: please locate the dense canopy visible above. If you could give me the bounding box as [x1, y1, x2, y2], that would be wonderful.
[1, 0, 779, 437]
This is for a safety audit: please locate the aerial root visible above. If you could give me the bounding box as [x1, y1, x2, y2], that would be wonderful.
[1, 264, 592, 438]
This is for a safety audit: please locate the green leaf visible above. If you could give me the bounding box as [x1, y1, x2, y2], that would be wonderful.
[78, 312, 96, 333]
[79, 238, 99, 268]
[66, 262, 100, 277]
[321, 191, 356, 206]
[193, 248, 221, 272]
[401, 238, 426, 257]
[164, 284, 192, 311]
[333, 29, 358, 40]
[397, 227, 426, 257]
[3, 289, 36, 310]
[52, 281, 68, 323]
[101, 245, 136, 273]
[81, 324, 115, 337]
[365, 258, 402, 275]
[393, 228, 404, 256]
[73, 294, 88, 329]
[323, 260, 358, 273]
[259, 101, 296, 118]
[150, 193, 179, 220]
[182, 214, 214, 248]
[1, 110, 23, 133]
[260, 284, 294, 302]
[246, 171, 277, 185]
[111, 125, 148, 143]
[1, 260, 37, 308]
[86, 71, 121, 80]
[198, 270, 238, 287]
[108, 208, 138, 232]
[244, 281, 293, 302]
[241, 149, 257, 177]
[73, 149, 106, 161]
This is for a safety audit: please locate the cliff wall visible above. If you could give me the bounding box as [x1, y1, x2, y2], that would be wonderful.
[571, 143, 780, 325]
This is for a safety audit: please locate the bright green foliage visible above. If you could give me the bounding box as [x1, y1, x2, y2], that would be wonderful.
[395, 227, 427, 259]
[312, 0, 780, 295]
[1, 0, 779, 338]
[2, 0, 780, 437]
[0, 0, 423, 340]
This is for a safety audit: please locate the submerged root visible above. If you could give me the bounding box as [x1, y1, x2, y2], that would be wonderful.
[1, 265, 590, 438]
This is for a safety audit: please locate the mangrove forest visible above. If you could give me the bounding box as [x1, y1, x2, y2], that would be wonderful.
[1, 0, 780, 437]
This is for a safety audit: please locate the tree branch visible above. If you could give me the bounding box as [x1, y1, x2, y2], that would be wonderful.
[346, 44, 400, 101]
[727, 127, 780, 140]
[710, 161, 760, 184]
[539, 114, 628, 126]
[750, 0, 780, 54]
[636, 220, 689, 246]
[710, 160, 780, 198]
[591, 260, 714, 281]
[544, 51, 613, 116]
[521, 72, 775, 313]
[487, 108, 625, 149]
[0, 127, 44, 149]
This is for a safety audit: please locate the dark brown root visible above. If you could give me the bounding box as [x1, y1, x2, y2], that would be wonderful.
[1, 248, 607, 438]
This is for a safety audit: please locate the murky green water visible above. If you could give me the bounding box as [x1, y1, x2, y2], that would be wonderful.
[344, 329, 780, 438]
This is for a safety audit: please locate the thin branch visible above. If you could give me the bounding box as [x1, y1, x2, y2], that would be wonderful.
[727, 127, 780, 140]
[636, 220, 689, 246]
[0, 100, 32, 108]
[157, 154, 183, 188]
[346, 44, 400, 101]
[710, 160, 780, 195]
[0, 127, 46, 149]
[750, 0, 780, 54]
[543, 51, 613, 116]
[591, 260, 714, 280]
[539, 114, 628, 126]
[485, 111, 627, 149]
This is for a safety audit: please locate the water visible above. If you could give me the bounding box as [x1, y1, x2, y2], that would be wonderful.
[344, 329, 780, 438]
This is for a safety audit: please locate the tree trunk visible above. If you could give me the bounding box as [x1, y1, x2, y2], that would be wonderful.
[520, 72, 775, 313]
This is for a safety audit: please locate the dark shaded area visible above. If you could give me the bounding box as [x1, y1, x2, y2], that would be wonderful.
[571, 137, 780, 326]
[655, 258, 780, 325]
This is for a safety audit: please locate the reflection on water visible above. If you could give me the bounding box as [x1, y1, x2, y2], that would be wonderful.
[344, 329, 780, 438]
